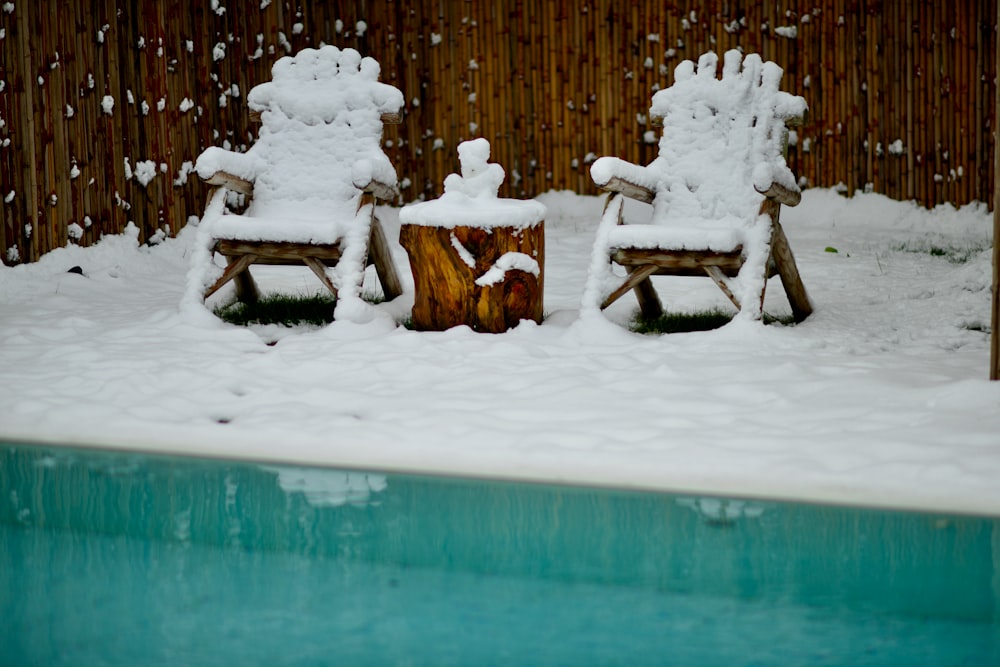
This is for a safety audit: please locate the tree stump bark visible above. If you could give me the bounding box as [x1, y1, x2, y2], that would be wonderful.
[399, 222, 544, 332]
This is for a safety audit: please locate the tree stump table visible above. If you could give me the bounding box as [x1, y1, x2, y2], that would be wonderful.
[399, 138, 546, 333]
[399, 220, 544, 332]
[400, 138, 547, 332]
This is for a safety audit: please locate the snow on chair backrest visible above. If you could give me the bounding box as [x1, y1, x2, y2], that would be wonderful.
[644, 50, 806, 225]
[240, 46, 403, 221]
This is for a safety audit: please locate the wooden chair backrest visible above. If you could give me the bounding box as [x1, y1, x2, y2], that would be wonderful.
[644, 50, 806, 225]
[242, 46, 403, 220]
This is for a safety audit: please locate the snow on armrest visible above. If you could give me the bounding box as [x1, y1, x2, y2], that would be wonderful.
[195, 147, 262, 191]
[752, 163, 801, 207]
[590, 157, 657, 204]
[352, 158, 399, 201]
[755, 181, 801, 207]
[202, 170, 254, 197]
[360, 178, 399, 202]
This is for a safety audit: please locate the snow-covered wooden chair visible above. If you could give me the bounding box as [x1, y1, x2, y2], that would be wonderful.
[582, 50, 812, 324]
[184, 46, 404, 322]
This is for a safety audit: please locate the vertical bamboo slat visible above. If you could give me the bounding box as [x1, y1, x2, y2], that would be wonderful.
[15, 3, 40, 261]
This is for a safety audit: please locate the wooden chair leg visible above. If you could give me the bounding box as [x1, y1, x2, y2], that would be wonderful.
[630, 268, 664, 319]
[368, 216, 403, 300]
[704, 266, 742, 311]
[303, 257, 339, 299]
[770, 222, 812, 322]
[204, 254, 257, 301]
[232, 258, 260, 304]
[601, 264, 659, 312]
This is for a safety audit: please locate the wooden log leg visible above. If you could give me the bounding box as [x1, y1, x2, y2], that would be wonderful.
[204, 254, 257, 300]
[601, 264, 661, 315]
[631, 270, 664, 320]
[231, 258, 260, 304]
[400, 222, 545, 332]
[770, 222, 812, 322]
[502, 269, 543, 328]
[473, 268, 544, 332]
[704, 266, 742, 311]
[368, 216, 402, 300]
[399, 223, 477, 331]
[475, 286, 505, 333]
[303, 257, 339, 299]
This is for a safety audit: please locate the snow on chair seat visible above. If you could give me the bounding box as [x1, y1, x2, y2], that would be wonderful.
[582, 49, 812, 324]
[183, 46, 404, 323]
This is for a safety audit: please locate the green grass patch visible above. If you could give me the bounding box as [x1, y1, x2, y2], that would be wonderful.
[763, 312, 798, 326]
[215, 293, 337, 327]
[631, 308, 796, 334]
[631, 308, 735, 334]
[891, 241, 990, 264]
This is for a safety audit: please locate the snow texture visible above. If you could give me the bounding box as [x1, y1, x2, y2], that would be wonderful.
[133, 160, 157, 187]
[1, 190, 998, 517]
[585, 50, 807, 320]
[185, 46, 403, 323]
[450, 232, 476, 268]
[474, 252, 540, 286]
[399, 138, 545, 229]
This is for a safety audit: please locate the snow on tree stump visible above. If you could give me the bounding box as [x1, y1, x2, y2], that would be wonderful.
[399, 139, 546, 333]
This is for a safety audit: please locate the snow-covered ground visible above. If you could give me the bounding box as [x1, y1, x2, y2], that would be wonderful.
[1, 189, 998, 516]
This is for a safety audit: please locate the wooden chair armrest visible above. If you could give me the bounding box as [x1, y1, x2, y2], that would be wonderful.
[784, 111, 806, 127]
[598, 175, 655, 205]
[591, 157, 656, 204]
[360, 178, 400, 202]
[755, 181, 801, 207]
[202, 170, 254, 197]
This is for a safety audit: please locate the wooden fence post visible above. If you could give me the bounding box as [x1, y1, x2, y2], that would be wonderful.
[992, 2, 1000, 381]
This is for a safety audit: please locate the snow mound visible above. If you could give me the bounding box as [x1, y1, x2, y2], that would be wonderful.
[646, 50, 804, 219]
[400, 138, 546, 229]
[195, 45, 401, 220]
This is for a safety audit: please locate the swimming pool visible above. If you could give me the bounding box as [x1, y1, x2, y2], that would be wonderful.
[2, 443, 998, 666]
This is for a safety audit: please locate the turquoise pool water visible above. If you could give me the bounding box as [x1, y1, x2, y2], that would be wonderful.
[2, 443, 998, 666]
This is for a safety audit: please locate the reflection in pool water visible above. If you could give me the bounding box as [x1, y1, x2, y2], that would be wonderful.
[2, 444, 998, 666]
[261, 465, 388, 508]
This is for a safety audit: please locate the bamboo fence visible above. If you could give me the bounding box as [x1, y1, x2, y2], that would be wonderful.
[0, 0, 995, 264]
